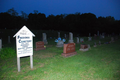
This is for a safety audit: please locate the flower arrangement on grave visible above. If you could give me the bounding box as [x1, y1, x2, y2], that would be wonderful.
[55, 37, 66, 43]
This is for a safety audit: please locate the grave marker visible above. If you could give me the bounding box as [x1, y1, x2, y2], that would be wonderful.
[100, 34, 102, 39]
[58, 32, 60, 38]
[8, 36, 10, 43]
[94, 34, 97, 39]
[97, 31, 99, 36]
[68, 32, 74, 43]
[99, 41, 101, 45]
[79, 44, 89, 51]
[111, 37, 114, 42]
[64, 34, 67, 38]
[88, 37, 92, 41]
[56, 40, 64, 47]
[13, 25, 35, 72]
[35, 41, 46, 51]
[94, 42, 97, 47]
[62, 43, 77, 57]
[76, 37, 79, 43]
[89, 33, 91, 36]
[42, 33, 48, 44]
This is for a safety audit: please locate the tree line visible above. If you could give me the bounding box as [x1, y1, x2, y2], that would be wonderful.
[0, 8, 120, 36]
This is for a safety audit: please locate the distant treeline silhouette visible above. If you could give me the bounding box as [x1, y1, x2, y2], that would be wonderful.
[0, 8, 120, 36]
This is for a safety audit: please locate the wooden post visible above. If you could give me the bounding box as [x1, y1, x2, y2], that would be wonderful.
[30, 55, 33, 69]
[17, 57, 20, 72]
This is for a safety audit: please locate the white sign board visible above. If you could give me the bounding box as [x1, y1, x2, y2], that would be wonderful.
[13, 25, 35, 72]
[16, 35, 33, 57]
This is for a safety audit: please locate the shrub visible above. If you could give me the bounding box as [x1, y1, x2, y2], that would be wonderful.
[0, 47, 16, 59]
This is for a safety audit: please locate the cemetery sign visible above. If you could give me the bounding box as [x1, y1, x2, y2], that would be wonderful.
[13, 25, 35, 72]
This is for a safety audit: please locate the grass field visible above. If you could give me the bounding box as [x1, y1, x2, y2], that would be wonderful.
[0, 30, 120, 80]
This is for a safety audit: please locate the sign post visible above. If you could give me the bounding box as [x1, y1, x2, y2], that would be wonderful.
[13, 25, 35, 72]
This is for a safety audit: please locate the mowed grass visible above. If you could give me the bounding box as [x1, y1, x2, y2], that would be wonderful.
[0, 30, 120, 80]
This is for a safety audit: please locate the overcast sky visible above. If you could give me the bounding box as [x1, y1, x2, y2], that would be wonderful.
[0, 0, 120, 20]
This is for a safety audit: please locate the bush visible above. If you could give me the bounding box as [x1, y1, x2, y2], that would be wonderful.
[0, 47, 16, 59]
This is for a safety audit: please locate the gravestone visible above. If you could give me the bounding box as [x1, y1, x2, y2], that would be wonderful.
[111, 37, 114, 42]
[88, 44, 91, 49]
[79, 44, 89, 51]
[56, 40, 64, 47]
[102, 33, 105, 36]
[8, 36, 10, 43]
[94, 42, 97, 47]
[64, 34, 67, 39]
[100, 34, 102, 39]
[58, 32, 60, 38]
[102, 35, 105, 38]
[97, 31, 99, 36]
[13, 25, 35, 72]
[34, 41, 46, 51]
[0, 39, 2, 50]
[88, 37, 92, 41]
[94, 34, 97, 39]
[76, 37, 79, 43]
[80, 38, 84, 42]
[68, 32, 74, 43]
[42, 33, 48, 44]
[89, 33, 91, 36]
[62, 43, 77, 57]
[99, 41, 101, 45]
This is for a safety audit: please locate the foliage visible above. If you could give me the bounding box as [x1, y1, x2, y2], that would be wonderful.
[0, 47, 16, 59]
[0, 8, 120, 36]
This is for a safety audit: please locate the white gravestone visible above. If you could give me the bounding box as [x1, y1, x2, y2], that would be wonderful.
[64, 34, 67, 38]
[89, 33, 91, 36]
[58, 32, 60, 38]
[97, 31, 99, 36]
[68, 32, 74, 43]
[100, 34, 102, 39]
[8, 36, 10, 43]
[102, 35, 105, 38]
[111, 37, 114, 42]
[99, 41, 101, 45]
[13, 26, 35, 72]
[76, 37, 79, 43]
[56, 40, 64, 47]
[88, 37, 92, 41]
[42, 33, 48, 44]
[94, 42, 97, 47]
[0, 39, 2, 50]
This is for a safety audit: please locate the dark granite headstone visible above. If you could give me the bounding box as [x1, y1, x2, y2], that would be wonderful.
[62, 43, 77, 57]
[34, 41, 46, 51]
